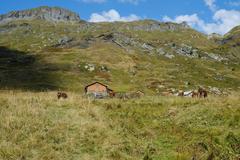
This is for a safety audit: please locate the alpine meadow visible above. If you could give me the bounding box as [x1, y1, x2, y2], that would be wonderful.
[0, 5, 239, 160]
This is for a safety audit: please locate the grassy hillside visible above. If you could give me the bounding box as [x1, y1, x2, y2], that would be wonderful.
[0, 19, 239, 93]
[0, 8, 240, 160]
[0, 91, 239, 159]
[220, 26, 240, 59]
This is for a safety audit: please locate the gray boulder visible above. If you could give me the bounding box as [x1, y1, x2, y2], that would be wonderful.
[207, 53, 226, 62]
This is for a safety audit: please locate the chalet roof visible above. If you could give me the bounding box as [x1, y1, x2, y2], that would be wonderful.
[85, 81, 108, 88]
[84, 82, 111, 92]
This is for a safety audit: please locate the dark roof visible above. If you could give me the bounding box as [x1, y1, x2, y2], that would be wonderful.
[84, 82, 109, 91]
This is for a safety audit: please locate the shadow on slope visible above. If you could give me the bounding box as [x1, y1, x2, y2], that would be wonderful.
[0, 46, 57, 91]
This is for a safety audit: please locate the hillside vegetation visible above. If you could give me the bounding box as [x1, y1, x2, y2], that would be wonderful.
[0, 91, 239, 160]
[0, 7, 239, 160]
[0, 18, 239, 93]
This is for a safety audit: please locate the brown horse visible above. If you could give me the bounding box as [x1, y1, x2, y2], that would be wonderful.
[198, 88, 208, 98]
[192, 90, 199, 98]
[108, 91, 116, 98]
[57, 92, 68, 99]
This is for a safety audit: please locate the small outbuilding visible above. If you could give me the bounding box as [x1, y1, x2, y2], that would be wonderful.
[84, 82, 115, 98]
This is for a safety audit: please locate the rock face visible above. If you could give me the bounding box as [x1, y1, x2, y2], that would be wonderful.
[125, 20, 190, 32]
[207, 33, 222, 39]
[0, 6, 80, 23]
[176, 44, 199, 58]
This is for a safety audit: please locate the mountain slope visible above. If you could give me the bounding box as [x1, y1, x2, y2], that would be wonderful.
[221, 26, 240, 59]
[0, 7, 239, 93]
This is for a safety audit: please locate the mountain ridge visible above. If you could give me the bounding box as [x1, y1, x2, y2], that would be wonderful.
[0, 6, 81, 23]
[1, 6, 239, 36]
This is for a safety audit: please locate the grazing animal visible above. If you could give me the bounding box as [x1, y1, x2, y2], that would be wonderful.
[184, 91, 193, 97]
[192, 90, 199, 98]
[109, 92, 115, 98]
[108, 90, 116, 98]
[198, 88, 208, 98]
[57, 92, 68, 99]
[178, 90, 184, 97]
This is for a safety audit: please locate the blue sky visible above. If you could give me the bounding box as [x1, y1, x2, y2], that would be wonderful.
[0, 0, 240, 34]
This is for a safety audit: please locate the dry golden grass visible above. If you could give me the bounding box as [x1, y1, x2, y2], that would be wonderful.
[0, 91, 122, 160]
[0, 91, 239, 159]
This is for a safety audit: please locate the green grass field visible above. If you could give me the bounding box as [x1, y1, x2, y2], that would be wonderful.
[0, 91, 239, 160]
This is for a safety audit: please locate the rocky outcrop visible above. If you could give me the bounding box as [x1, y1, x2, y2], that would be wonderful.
[95, 32, 227, 61]
[207, 33, 222, 40]
[0, 6, 80, 23]
[206, 53, 227, 61]
[0, 22, 32, 33]
[54, 36, 74, 47]
[176, 44, 199, 58]
[125, 20, 190, 32]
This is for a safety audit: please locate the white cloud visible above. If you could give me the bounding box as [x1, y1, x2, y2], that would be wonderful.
[228, 1, 240, 6]
[163, 1, 240, 35]
[204, 0, 217, 11]
[163, 9, 240, 35]
[89, 9, 140, 22]
[203, 9, 240, 34]
[163, 14, 204, 29]
[82, 0, 106, 3]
